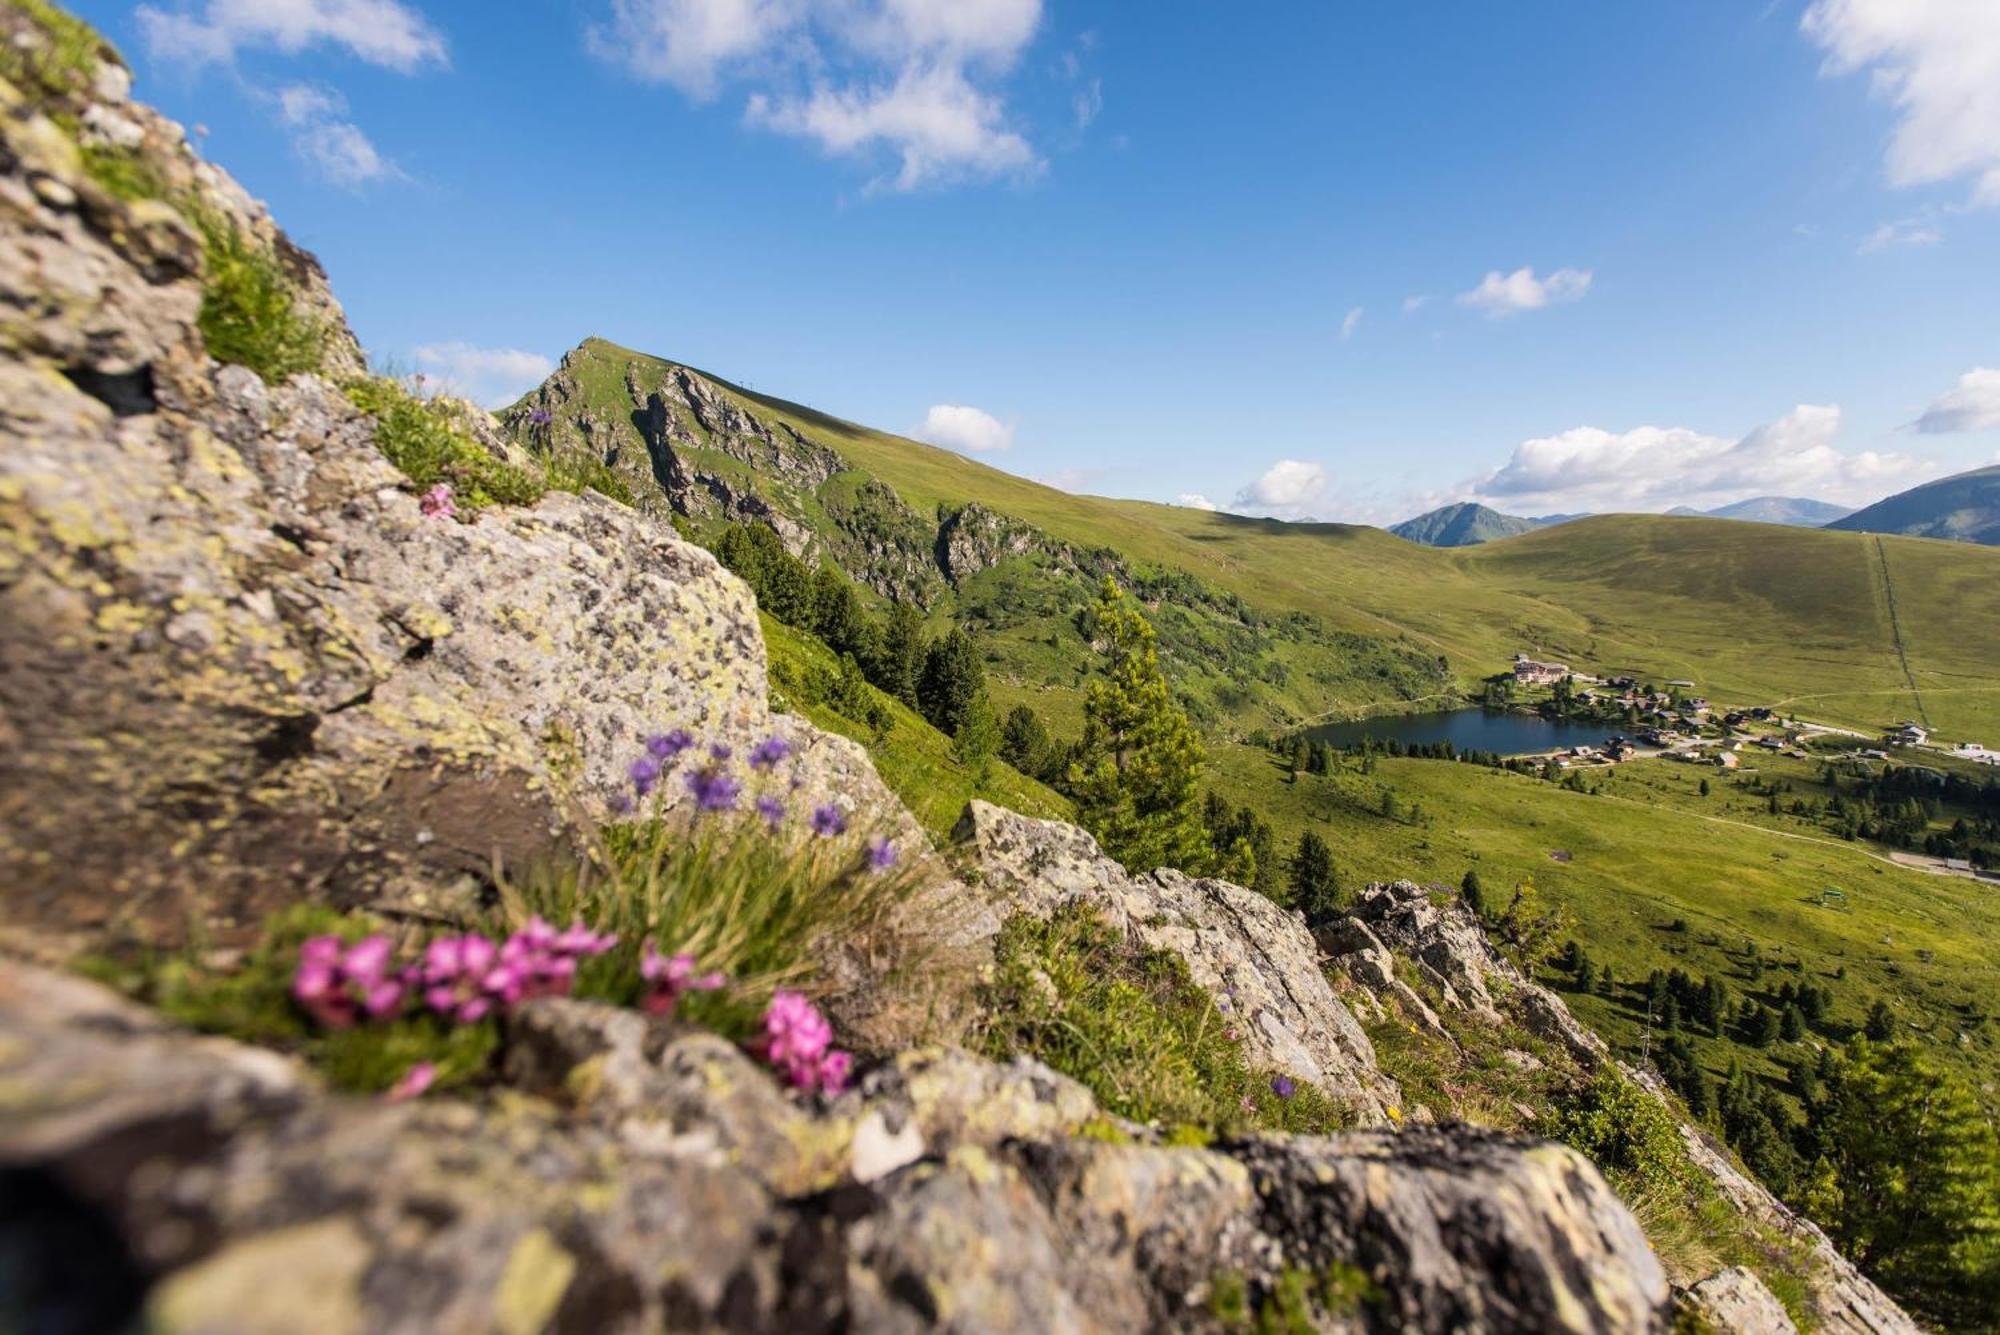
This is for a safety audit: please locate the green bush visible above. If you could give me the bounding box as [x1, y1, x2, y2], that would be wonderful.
[0, 0, 110, 103]
[1540, 1067, 1696, 1198]
[976, 901, 1352, 1136]
[78, 144, 167, 203]
[345, 377, 544, 509]
[195, 215, 328, 384]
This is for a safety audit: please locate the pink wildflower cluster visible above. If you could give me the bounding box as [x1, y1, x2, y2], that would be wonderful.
[419, 483, 456, 519]
[292, 935, 405, 1028]
[639, 941, 726, 1016]
[754, 990, 851, 1095]
[291, 917, 620, 1030]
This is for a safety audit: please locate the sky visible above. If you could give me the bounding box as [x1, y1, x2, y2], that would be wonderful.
[72, 0, 2000, 524]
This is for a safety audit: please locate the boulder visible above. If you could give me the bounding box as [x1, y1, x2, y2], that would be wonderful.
[1677, 1267, 1797, 1334]
[0, 958, 1674, 1334]
[953, 800, 1400, 1123]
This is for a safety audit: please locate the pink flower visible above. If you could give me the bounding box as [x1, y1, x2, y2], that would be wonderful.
[754, 990, 851, 1095]
[292, 934, 404, 1029]
[419, 483, 456, 519]
[639, 941, 725, 1016]
[386, 1061, 436, 1103]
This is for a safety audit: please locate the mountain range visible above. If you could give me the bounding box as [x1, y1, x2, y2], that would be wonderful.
[1825, 464, 2000, 547]
[1394, 496, 1853, 548]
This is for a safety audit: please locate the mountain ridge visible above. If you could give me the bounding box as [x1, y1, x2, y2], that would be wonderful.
[1824, 464, 2000, 546]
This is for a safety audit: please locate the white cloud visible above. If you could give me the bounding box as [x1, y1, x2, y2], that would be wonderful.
[1401, 294, 1430, 314]
[916, 402, 1013, 453]
[1858, 215, 1944, 252]
[137, 0, 447, 71]
[1173, 493, 1218, 511]
[1233, 459, 1329, 521]
[1073, 77, 1103, 130]
[1339, 306, 1364, 341]
[273, 84, 398, 187]
[1915, 367, 2000, 433]
[412, 343, 556, 408]
[1469, 403, 1931, 513]
[1803, 0, 2000, 207]
[590, 0, 1046, 190]
[1457, 266, 1592, 317]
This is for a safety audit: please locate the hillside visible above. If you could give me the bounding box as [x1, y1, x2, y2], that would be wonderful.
[1703, 496, 1852, 526]
[1389, 502, 1548, 547]
[506, 340, 2000, 743]
[1825, 464, 2000, 546]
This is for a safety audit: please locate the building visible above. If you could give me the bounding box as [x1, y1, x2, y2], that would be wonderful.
[1889, 722, 1930, 746]
[1513, 657, 1570, 686]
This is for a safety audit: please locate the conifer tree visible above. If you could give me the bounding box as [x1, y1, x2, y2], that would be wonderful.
[873, 601, 926, 707]
[916, 627, 984, 737]
[1067, 578, 1209, 872]
[1289, 831, 1342, 924]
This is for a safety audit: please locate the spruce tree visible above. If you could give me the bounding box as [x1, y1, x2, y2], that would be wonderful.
[1067, 578, 1209, 873]
[1290, 831, 1342, 924]
[1000, 704, 1056, 782]
[916, 627, 984, 737]
[873, 601, 926, 707]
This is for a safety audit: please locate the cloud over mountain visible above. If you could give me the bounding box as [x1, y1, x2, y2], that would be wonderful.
[1233, 459, 1329, 521]
[1915, 367, 2000, 434]
[917, 403, 1013, 453]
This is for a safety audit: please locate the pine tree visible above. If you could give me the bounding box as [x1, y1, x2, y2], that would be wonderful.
[1290, 831, 1342, 924]
[1460, 868, 1485, 915]
[809, 565, 872, 661]
[1067, 579, 1208, 872]
[1780, 1004, 1805, 1043]
[872, 601, 925, 707]
[1865, 999, 1897, 1043]
[1000, 704, 1057, 782]
[916, 627, 985, 738]
[953, 693, 1001, 772]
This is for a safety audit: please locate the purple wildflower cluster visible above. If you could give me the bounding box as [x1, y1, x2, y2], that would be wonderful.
[419, 483, 456, 520]
[292, 935, 405, 1028]
[754, 990, 852, 1095]
[609, 733, 896, 871]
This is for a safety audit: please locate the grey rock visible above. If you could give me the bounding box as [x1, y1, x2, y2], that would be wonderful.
[953, 800, 1400, 1124]
[1678, 1267, 1797, 1334]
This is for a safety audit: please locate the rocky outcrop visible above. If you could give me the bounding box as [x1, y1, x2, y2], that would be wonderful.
[0, 958, 1672, 1334]
[0, 45, 916, 952]
[1677, 1268, 1797, 1334]
[952, 801, 1400, 1124]
[935, 502, 1047, 582]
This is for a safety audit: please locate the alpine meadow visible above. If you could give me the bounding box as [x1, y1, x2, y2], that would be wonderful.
[7, 2, 2000, 1333]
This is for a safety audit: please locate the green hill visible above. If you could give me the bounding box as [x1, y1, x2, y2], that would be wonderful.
[506, 339, 2000, 743]
[1703, 496, 1852, 526]
[1825, 465, 2000, 546]
[1389, 502, 1550, 547]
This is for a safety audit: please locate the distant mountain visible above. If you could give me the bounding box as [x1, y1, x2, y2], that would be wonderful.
[1704, 496, 1852, 527]
[1825, 466, 2000, 546]
[1389, 503, 1580, 547]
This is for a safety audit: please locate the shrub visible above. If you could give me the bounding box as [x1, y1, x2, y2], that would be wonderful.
[0, 0, 110, 103]
[976, 901, 1352, 1136]
[1540, 1067, 1695, 1198]
[194, 215, 328, 384]
[345, 377, 544, 509]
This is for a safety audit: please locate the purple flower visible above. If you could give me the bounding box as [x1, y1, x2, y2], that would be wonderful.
[749, 735, 791, 770]
[709, 742, 734, 761]
[629, 755, 661, 796]
[686, 766, 741, 812]
[866, 837, 897, 871]
[1270, 1075, 1297, 1100]
[810, 804, 847, 838]
[527, 409, 553, 426]
[756, 795, 786, 830]
[647, 729, 694, 762]
[608, 792, 634, 816]
[755, 990, 850, 1094]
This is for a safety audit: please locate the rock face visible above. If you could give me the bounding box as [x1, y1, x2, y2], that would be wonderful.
[0, 50, 914, 950]
[0, 958, 1672, 1334]
[953, 801, 1400, 1124]
[1677, 1267, 1797, 1334]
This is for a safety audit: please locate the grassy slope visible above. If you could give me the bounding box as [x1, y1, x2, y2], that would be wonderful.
[602, 342, 2000, 742]
[1209, 743, 2000, 1095]
[760, 614, 1070, 836]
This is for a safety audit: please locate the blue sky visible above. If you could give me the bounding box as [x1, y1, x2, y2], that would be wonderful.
[75, 0, 2000, 523]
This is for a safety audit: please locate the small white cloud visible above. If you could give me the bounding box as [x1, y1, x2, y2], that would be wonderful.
[1233, 459, 1329, 521]
[1858, 216, 1943, 252]
[1339, 306, 1364, 341]
[1457, 266, 1593, 317]
[1173, 493, 1218, 511]
[1469, 403, 1931, 513]
[916, 402, 1013, 453]
[137, 0, 447, 72]
[1401, 294, 1430, 314]
[592, 0, 1045, 191]
[412, 343, 556, 408]
[1803, 0, 2000, 208]
[273, 84, 398, 187]
[1915, 367, 2000, 434]
[1073, 77, 1103, 130]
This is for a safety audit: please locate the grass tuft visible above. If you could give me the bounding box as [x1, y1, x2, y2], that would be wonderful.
[975, 901, 1354, 1136]
[0, 0, 113, 104]
[194, 214, 328, 384]
[345, 376, 544, 508]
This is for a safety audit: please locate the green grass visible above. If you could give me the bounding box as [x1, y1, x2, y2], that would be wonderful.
[194, 214, 329, 384]
[1211, 743, 2000, 1104]
[345, 377, 545, 508]
[761, 613, 1069, 836]
[0, 0, 113, 104]
[975, 901, 1355, 1136]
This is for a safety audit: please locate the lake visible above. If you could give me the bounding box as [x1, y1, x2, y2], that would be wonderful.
[1300, 708, 1621, 756]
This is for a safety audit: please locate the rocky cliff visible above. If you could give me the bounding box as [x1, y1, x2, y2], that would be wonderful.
[0, 10, 1920, 1334]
